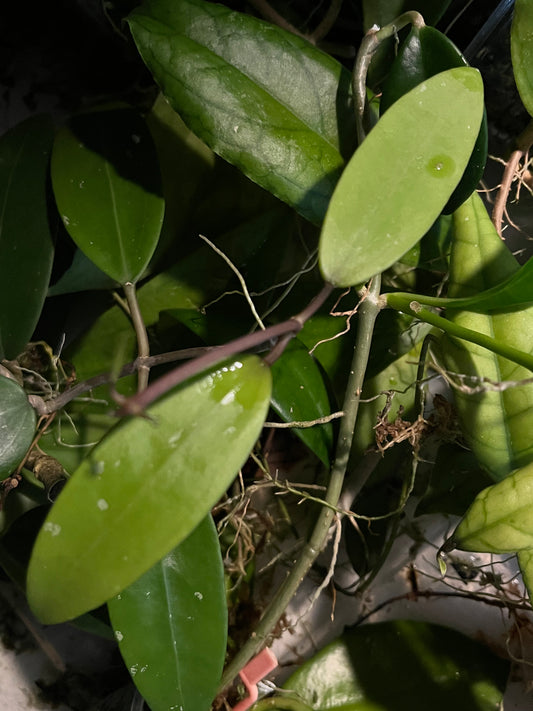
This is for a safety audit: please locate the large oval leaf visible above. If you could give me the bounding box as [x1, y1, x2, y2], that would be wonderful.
[0, 115, 55, 359]
[319, 67, 484, 287]
[440, 193, 533, 480]
[282, 620, 507, 710]
[108, 515, 226, 711]
[452, 461, 533, 553]
[270, 339, 334, 466]
[51, 107, 164, 284]
[127, 0, 355, 224]
[511, 0, 533, 117]
[381, 24, 488, 214]
[0, 376, 36, 478]
[27, 355, 271, 623]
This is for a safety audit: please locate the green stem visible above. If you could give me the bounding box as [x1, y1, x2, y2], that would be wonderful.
[387, 295, 533, 372]
[352, 11, 425, 143]
[218, 276, 382, 693]
[123, 282, 150, 391]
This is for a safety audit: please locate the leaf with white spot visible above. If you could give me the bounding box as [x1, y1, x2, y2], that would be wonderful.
[108, 515, 226, 711]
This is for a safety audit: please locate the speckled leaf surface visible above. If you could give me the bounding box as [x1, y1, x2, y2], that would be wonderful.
[453, 461, 533, 552]
[441, 193, 533, 480]
[27, 355, 271, 623]
[108, 515, 226, 711]
[319, 67, 484, 287]
[127, 0, 355, 224]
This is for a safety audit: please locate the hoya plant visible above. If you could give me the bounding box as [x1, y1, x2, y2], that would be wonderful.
[1, 0, 533, 709]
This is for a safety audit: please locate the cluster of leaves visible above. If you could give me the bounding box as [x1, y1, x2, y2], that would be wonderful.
[1, 0, 533, 709]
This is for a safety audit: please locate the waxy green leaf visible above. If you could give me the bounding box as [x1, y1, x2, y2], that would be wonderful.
[51, 107, 164, 284]
[128, 0, 355, 224]
[511, 0, 533, 117]
[282, 620, 507, 710]
[27, 355, 271, 623]
[381, 25, 488, 214]
[0, 115, 55, 360]
[319, 67, 484, 287]
[0, 376, 36, 479]
[108, 515, 226, 711]
[270, 339, 334, 466]
[440, 193, 533, 480]
[453, 461, 533, 553]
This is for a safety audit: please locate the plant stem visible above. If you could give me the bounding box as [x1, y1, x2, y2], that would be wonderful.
[387, 296, 533, 372]
[352, 11, 424, 143]
[123, 282, 150, 391]
[118, 283, 334, 415]
[218, 276, 382, 694]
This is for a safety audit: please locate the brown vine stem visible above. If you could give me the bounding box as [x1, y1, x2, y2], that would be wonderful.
[492, 118, 533, 236]
[218, 276, 382, 694]
[117, 282, 335, 415]
[123, 282, 150, 391]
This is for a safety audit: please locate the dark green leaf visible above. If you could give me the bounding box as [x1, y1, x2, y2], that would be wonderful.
[48, 248, 118, 296]
[282, 620, 507, 711]
[0, 115, 55, 359]
[381, 25, 488, 213]
[270, 339, 334, 465]
[51, 107, 164, 284]
[319, 67, 484, 287]
[511, 0, 533, 117]
[108, 515, 226, 711]
[27, 355, 271, 623]
[128, 0, 355, 224]
[440, 193, 533, 480]
[0, 376, 36, 478]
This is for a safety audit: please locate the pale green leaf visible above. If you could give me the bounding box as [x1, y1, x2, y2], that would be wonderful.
[441, 193, 533, 480]
[27, 355, 271, 623]
[319, 67, 484, 287]
[453, 462, 533, 552]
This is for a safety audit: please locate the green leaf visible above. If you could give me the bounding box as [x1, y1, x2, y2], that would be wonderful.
[0, 115, 55, 359]
[68, 208, 290, 384]
[452, 461, 533, 553]
[108, 515, 226, 711]
[319, 67, 484, 287]
[282, 620, 507, 710]
[511, 0, 533, 117]
[48, 248, 119, 296]
[381, 25, 488, 214]
[0, 376, 36, 479]
[127, 0, 354, 224]
[51, 107, 165, 284]
[517, 549, 533, 601]
[270, 339, 334, 465]
[440, 193, 533, 480]
[27, 355, 271, 623]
